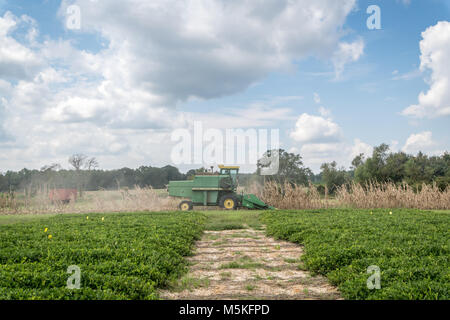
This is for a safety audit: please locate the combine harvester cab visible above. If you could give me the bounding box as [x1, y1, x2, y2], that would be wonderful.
[168, 165, 274, 211]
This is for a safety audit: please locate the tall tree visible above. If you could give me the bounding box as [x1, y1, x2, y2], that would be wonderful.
[320, 161, 351, 194]
[68, 154, 87, 171]
[85, 157, 99, 171]
[257, 149, 312, 185]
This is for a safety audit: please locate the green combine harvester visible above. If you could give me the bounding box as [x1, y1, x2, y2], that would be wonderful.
[168, 165, 275, 211]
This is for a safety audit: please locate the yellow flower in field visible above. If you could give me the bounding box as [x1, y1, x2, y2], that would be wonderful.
[44, 228, 48, 233]
[86, 216, 89, 220]
[370, 212, 373, 215]
[389, 211, 393, 215]
[102, 217, 105, 221]
[48, 235, 52, 239]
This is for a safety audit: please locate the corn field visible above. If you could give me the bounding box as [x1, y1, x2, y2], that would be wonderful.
[249, 181, 326, 210]
[251, 181, 450, 210]
[335, 181, 450, 210]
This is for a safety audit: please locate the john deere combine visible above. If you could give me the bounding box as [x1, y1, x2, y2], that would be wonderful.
[168, 165, 274, 211]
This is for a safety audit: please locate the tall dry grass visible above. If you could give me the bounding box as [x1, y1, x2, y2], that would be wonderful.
[247, 180, 450, 210]
[336, 181, 450, 210]
[248, 181, 325, 210]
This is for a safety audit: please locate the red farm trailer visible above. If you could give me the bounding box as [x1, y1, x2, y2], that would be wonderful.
[49, 189, 77, 204]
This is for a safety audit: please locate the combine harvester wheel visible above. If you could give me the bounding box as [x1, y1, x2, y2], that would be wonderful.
[179, 200, 193, 211]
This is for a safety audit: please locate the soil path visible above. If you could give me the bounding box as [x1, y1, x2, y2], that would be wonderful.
[160, 227, 341, 300]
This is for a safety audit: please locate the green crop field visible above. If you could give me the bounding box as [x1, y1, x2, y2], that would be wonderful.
[0, 209, 448, 300]
[0, 212, 205, 300]
[262, 209, 450, 300]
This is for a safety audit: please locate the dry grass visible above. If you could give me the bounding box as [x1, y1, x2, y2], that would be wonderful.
[247, 181, 450, 210]
[0, 186, 178, 215]
[249, 181, 325, 210]
[336, 181, 450, 210]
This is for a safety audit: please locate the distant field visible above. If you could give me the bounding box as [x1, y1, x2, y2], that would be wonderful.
[0, 211, 204, 299]
[262, 209, 450, 300]
[0, 188, 176, 215]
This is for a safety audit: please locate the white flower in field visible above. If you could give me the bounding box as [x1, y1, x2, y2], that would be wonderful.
[389, 211, 392, 215]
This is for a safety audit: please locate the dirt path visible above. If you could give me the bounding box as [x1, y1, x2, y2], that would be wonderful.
[160, 227, 341, 300]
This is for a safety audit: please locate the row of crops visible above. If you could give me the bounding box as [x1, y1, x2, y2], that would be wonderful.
[262, 209, 449, 300]
[1, 209, 448, 300]
[0, 212, 205, 299]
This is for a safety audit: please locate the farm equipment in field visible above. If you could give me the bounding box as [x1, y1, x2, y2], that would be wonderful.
[49, 189, 77, 204]
[168, 165, 275, 211]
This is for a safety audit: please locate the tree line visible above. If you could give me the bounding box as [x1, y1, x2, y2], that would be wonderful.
[1, 144, 449, 195]
[0, 154, 186, 195]
[319, 144, 449, 194]
[257, 146, 449, 194]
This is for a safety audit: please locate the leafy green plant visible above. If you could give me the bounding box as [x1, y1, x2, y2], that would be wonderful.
[262, 209, 449, 300]
[0, 211, 205, 300]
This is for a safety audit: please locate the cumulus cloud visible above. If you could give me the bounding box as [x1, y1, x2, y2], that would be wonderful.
[402, 131, 437, 154]
[58, 0, 356, 103]
[289, 112, 354, 171]
[0, 0, 361, 169]
[289, 110, 374, 171]
[402, 21, 450, 118]
[290, 113, 342, 143]
[0, 12, 43, 81]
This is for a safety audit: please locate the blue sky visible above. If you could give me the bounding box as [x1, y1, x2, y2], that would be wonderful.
[0, 0, 449, 172]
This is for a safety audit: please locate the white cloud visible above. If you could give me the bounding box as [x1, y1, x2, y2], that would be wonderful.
[332, 38, 364, 79]
[289, 112, 349, 171]
[402, 21, 450, 118]
[300, 143, 342, 159]
[290, 113, 342, 143]
[351, 138, 373, 159]
[0, 12, 43, 80]
[57, 0, 357, 104]
[289, 110, 373, 171]
[0, 0, 361, 169]
[402, 131, 437, 154]
[298, 139, 373, 172]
